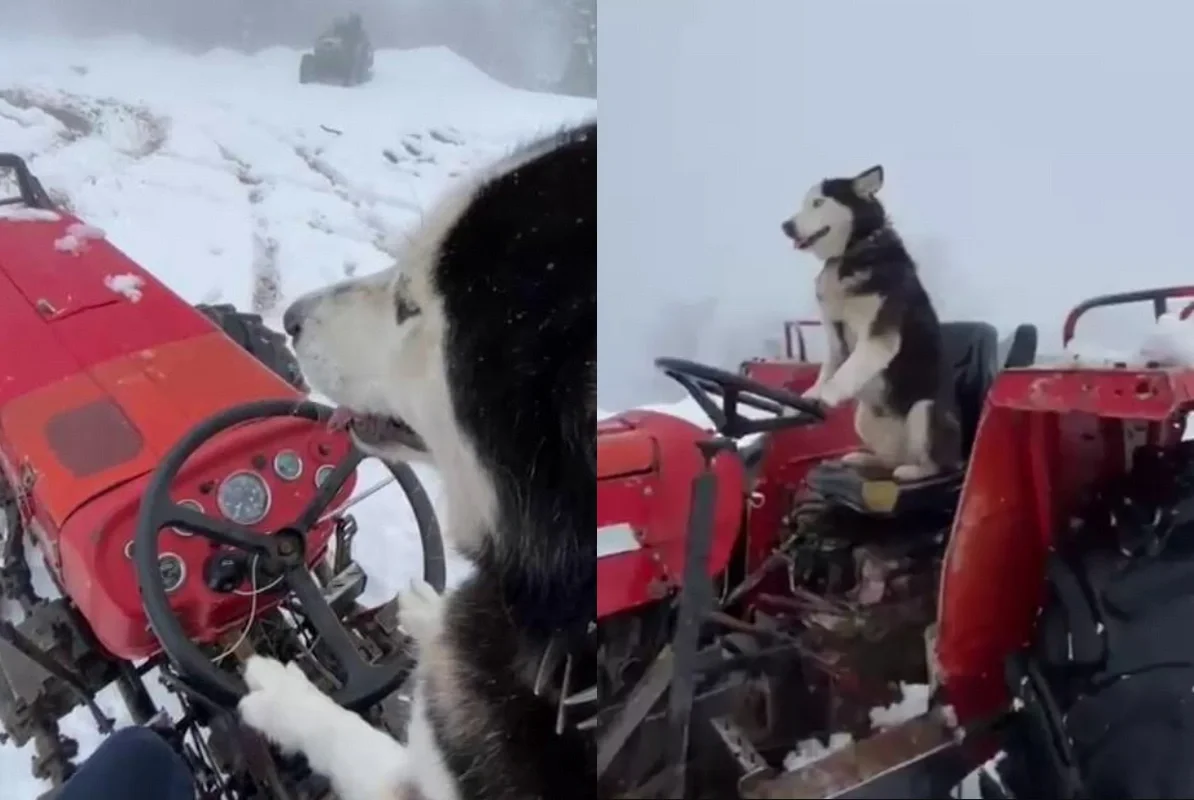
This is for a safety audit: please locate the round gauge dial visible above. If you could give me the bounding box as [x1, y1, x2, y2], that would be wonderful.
[315, 464, 335, 488]
[159, 552, 186, 594]
[217, 472, 271, 525]
[274, 450, 303, 481]
[172, 499, 203, 538]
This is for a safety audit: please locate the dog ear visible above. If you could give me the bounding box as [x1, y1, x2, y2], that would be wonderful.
[852, 165, 884, 197]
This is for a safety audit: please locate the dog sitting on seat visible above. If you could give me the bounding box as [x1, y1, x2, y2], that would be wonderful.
[780, 165, 960, 481]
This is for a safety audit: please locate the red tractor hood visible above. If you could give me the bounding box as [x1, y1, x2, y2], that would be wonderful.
[0, 214, 297, 528]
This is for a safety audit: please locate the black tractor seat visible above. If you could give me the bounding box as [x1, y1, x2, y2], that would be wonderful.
[806, 321, 1037, 517]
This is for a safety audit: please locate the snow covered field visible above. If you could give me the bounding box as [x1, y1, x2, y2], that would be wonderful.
[0, 34, 593, 796]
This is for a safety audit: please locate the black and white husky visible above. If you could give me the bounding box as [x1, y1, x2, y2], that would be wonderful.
[780, 165, 960, 481]
[238, 122, 596, 800]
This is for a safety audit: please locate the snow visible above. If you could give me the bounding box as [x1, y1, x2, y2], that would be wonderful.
[54, 221, 107, 254]
[0, 206, 59, 222]
[1067, 313, 1194, 369]
[102, 273, 144, 302]
[0, 34, 592, 797]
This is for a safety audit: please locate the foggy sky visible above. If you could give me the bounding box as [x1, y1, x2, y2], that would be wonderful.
[5, 0, 577, 92]
[600, 0, 1194, 410]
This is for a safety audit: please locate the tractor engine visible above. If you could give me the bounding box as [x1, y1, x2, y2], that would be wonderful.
[759, 490, 951, 736]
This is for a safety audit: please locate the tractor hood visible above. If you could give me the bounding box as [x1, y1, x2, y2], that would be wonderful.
[0, 213, 296, 528]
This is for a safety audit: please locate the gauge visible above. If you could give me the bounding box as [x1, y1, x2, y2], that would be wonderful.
[216, 471, 271, 525]
[159, 552, 186, 594]
[172, 499, 204, 538]
[124, 540, 135, 559]
[273, 450, 303, 481]
[315, 464, 335, 488]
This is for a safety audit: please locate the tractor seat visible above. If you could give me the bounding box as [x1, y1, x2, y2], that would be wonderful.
[807, 321, 1009, 517]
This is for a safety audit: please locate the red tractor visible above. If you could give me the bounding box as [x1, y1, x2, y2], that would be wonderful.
[596, 285, 1194, 797]
[0, 154, 444, 798]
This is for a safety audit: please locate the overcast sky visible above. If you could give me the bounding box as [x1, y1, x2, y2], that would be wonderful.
[5, 0, 577, 91]
[599, 0, 1194, 409]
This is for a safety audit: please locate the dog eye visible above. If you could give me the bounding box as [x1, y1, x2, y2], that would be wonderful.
[811, 198, 825, 209]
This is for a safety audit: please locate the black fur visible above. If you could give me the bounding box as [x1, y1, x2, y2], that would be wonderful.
[434, 121, 595, 637]
[424, 122, 596, 798]
[819, 177, 957, 423]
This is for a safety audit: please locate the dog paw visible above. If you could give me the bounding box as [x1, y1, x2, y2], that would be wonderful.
[840, 450, 880, 467]
[815, 383, 846, 408]
[239, 656, 331, 754]
[892, 463, 939, 482]
[398, 578, 444, 645]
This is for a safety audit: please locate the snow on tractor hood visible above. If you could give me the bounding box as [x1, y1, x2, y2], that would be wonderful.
[0, 212, 299, 528]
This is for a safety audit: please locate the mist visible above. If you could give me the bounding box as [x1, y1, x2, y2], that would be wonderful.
[4, 0, 591, 95]
[599, 0, 1194, 410]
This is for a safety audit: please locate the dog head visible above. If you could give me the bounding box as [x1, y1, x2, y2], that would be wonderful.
[781, 164, 886, 261]
[283, 123, 596, 630]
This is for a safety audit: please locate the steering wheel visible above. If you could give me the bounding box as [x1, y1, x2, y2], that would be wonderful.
[654, 357, 828, 438]
[135, 399, 445, 712]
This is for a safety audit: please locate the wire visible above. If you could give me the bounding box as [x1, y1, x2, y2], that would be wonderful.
[213, 555, 284, 664]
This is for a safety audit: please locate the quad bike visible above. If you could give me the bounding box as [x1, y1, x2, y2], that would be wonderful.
[299, 26, 374, 87]
[595, 286, 1194, 798]
[0, 154, 444, 798]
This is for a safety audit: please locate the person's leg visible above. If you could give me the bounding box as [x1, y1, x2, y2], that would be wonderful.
[57, 726, 195, 800]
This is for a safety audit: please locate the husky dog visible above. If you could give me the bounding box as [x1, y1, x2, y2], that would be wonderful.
[780, 165, 960, 481]
[239, 121, 596, 800]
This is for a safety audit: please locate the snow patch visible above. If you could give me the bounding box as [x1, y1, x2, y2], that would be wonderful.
[103, 273, 144, 302]
[1066, 312, 1194, 368]
[781, 683, 932, 775]
[783, 731, 854, 772]
[0, 206, 60, 222]
[54, 221, 107, 254]
[869, 682, 931, 730]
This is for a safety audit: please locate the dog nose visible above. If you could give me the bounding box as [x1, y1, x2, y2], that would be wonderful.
[282, 299, 307, 340]
[781, 219, 795, 238]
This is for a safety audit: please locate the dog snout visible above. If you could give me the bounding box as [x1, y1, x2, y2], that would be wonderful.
[781, 219, 796, 239]
[282, 297, 310, 341]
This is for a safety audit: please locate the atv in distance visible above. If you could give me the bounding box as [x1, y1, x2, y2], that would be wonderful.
[300, 13, 374, 87]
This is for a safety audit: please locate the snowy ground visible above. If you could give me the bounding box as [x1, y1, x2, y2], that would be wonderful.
[0, 34, 593, 796]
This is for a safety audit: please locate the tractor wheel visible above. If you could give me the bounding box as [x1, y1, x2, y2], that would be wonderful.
[195, 303, 306, 391]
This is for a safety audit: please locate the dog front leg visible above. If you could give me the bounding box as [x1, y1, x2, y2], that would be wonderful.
[803, 318, 846, 403]
[240, 657, 411, 800]
[817, 332, 899, 408]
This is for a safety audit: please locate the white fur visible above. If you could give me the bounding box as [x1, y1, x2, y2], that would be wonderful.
[286, 179, 498, 555]
[238, 579, 459, 800]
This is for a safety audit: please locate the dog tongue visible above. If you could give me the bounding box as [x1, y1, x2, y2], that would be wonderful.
[327, 407, 356, 431]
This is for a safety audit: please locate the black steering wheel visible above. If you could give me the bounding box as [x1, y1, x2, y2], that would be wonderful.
[134, 398, 445, 712]
[654, 357, 828, 438]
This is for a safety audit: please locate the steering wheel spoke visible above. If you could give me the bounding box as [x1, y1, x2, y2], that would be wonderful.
[284, 566, 370, 677]
[160, 501, 276, 556]
[285, 566, 411, 709]
[293, 449, 363, 532]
